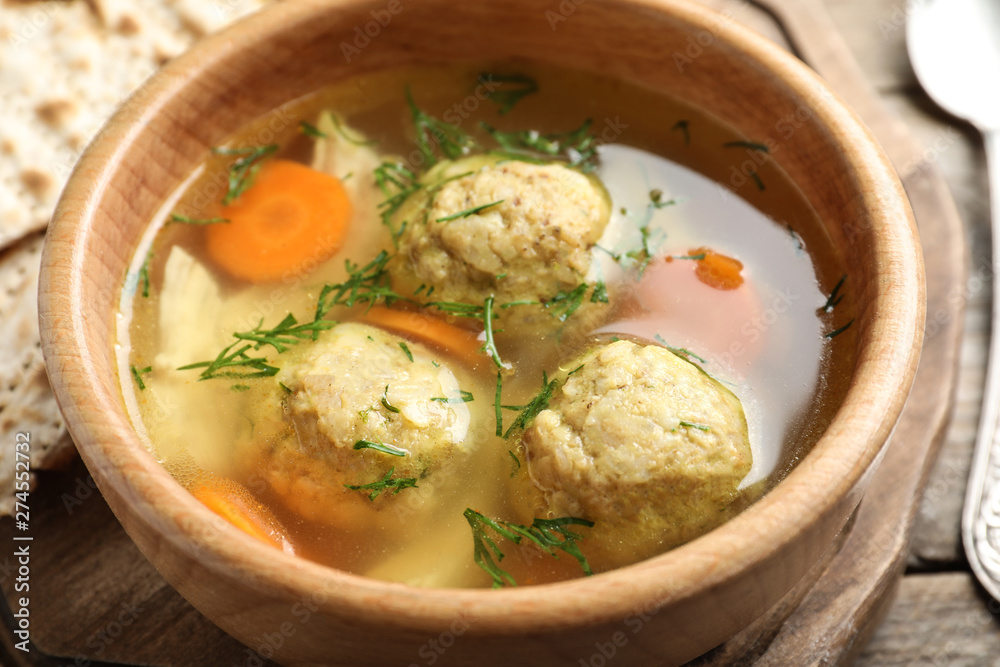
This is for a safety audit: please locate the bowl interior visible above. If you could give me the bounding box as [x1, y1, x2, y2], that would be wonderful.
[39, 0, 923, 664]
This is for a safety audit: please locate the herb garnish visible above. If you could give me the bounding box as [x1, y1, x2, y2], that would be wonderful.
[482, 119, 599, 172]
[504, 371, 560, 438]
[398, 342, 414, 362]
[677, 421, 711, 432]
[298, 120, 326, 138]
[316, 250, 402, 317]
[494, 372, 504, 437]
[374, 162, 422, 241]
[484, 73, 539, 115]
[381, 385, 401, 413]
[354, 439, 408, 457]
[672, 120, 690, 145]
[234, 313, 336, 353]
[723, 140, 770, 153]
[749, 171, 766, 191]
[544, 282, 608, 321]
[130, 365, 152, 391]
[464, 509, 594, 588]
[508, 450, 521, 477]
[823, 275, 847, 313]
[169, 214, 230, 225]
[344, 467, 418, 501]
[329, 114, 378, 147]
[430, 390, 475, 404]
[435, 199, 505, 223]
[825, 319, 854, 339]
[212, 144, 278, 205]
[407, 89, 479, 168]
[178, 343, 279, 381]
[138, 249, 153, 298]
[668, 252, 707, 261]
[649, 189, 676, 209]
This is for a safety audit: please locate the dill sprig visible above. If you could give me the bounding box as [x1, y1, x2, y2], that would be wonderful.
[138, 249, 153, 299]
[464, 509, 594, 588]
[677, 421, 711, 432]
[212, 144, 278, 205]
[177, 342, 279, 381]
[823, 275, 847, 313]
[374, 162, 423, 241]
[298, 120, 326, 138]
[381, 385, 401, 413]
[407, 89, 479, 168]
[723, 140, 770, 153]
[544, 282, 607, 322]
[649, 189, 676, 209]
[316, 250, 405, 318]
[130, 365, 152, 391]
[169, 213, 230, 225]
[825, 319, 854, 339]
[483, 73, 539, 115]
[344, 467, 418, 501]
[672, 120, 691, 145]
[436, 199, 505, 223]
[354, 439, 408, 457]
[508, 450, 521, 477]
[482, 119, 599, 172]
[234, 313, 336, 353]
[430, 390, 474, 404]
[504, 371, 559, 438]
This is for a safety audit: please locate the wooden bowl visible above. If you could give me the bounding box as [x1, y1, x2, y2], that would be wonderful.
[38, 0, 924, 664]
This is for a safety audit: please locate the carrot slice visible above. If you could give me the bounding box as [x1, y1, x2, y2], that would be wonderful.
[205, 159, 351, 283]
[361, 306, 485, 368]
[690, 247, 744, 290]
[190, 475, 294, 554]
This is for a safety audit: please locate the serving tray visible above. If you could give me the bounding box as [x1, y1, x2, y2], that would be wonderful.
[0, 0, 965, 664]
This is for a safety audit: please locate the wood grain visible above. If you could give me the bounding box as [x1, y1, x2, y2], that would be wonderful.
[4, 0, 942, 665]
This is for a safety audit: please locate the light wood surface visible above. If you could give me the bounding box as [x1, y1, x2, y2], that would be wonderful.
[3, 0, 987, 664]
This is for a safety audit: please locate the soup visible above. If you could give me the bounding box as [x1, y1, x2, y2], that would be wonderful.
[116, 64, 853, 588]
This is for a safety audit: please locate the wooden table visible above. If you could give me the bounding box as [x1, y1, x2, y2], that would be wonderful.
[2, 0, 999, 664]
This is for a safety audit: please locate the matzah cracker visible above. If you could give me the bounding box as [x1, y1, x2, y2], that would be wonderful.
[0, 0, 274, 514]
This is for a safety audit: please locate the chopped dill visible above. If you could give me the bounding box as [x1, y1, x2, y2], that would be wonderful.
[279, 382, 292, 394]
[177, 342, 279, 381]
[464, 509, 594, 588]
[169, 213, 230, 225]
[649, 189, 676, 209]
[669, 252, 707, 261]
[373, 162, 422, 240]
[430, 390, 475, 404]
[655, 335, 708, 364]
[672, 120, 691, 145]
[591, 281, 609, 304]
[231, 384, 251, 393]
[316, 250, 403, 318]
[298, 120, 326, 138]
[436, 199, 505, 223]
[381, 385, 400, 413]
[407, 88, 479, 168]
[750, 171, 766, 191]
[130, 365, 152, 391]
[482, 295, 503, 368]
[353, 439, 408, 457]
[328, 113, 378, 146]
[234, 313, 336, 353]
[723, 140, 770, 153]
[494, 371, 503, 437]
[825, 319, 854, 339]
[483, 73, 539, 115]
[677, 421, 711, 432]
[398, 342, 414, 362]
[508, 450, 521, 477]
[344, 467, 418, 501]
[212, 144, 278, 205]
[138, 249, 153, 299]
[504, 371, 559, 438]
[823, 275, 847, 313]
[481, 119, 599, 172]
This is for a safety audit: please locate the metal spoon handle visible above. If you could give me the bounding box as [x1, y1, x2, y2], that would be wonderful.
[963, 128, 1000, 601]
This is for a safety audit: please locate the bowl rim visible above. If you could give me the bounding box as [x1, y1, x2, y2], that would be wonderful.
[39, 0, 924, 636]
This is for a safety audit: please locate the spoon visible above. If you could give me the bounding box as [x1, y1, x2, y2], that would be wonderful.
[907, 0, 1000, 600]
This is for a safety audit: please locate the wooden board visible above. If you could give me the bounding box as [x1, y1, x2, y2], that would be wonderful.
[0, 0, 966, 665]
